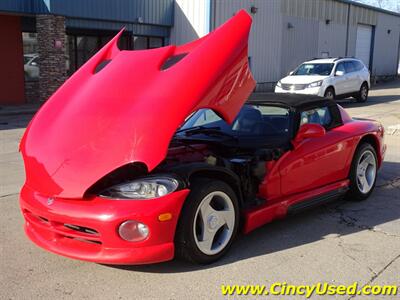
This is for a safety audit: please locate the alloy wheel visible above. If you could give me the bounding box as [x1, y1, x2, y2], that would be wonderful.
[356, 150, 376, 194]
[325, 90, 334, 100]
[193, 191, 235, 255]
[361, 85, 368, 101]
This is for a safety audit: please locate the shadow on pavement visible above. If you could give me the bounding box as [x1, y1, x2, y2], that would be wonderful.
[338, 94, 399, 109]
[107, 160, 399, 274]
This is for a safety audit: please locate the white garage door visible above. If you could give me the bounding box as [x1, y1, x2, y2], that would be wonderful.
[355, 24, 373, 68]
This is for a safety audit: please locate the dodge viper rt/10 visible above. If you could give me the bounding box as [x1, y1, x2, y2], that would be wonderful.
[19, 10, 385, 265]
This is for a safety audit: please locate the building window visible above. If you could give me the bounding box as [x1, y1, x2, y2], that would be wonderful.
[67, 33, 164, 74]
[149, 37, 163, 49]
[76, 36, 98, 69]
[22, 32, 39, 81]
[133, 36, 164, 50]
[133, 36, 148, 50]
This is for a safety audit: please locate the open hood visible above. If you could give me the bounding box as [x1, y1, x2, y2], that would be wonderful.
[20, 10, 256, 198]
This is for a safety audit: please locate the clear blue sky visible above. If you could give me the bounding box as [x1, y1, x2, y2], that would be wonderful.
[354, 0, 400, 13]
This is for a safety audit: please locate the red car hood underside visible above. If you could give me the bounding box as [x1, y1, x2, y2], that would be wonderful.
[20, 10, 256, 198]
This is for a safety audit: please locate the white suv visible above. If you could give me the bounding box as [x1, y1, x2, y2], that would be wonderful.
[275, 58, 370, 102]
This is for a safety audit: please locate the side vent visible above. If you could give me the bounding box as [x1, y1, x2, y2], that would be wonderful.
[161, 53, 187, 70]
[94, 59, 112, 74]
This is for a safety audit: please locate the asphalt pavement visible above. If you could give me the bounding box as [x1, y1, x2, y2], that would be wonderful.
[1, 80, 399, 299]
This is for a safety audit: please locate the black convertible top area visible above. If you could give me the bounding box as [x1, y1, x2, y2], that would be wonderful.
[248, 93, 334, 109]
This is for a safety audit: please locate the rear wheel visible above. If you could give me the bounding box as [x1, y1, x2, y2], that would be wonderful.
[355, 83, 368, 102]
[347, 143, 377, 201]
[175, 178, 239, 264]
[324, 87, 335, 100]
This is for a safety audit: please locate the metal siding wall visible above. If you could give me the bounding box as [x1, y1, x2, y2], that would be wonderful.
[346, 5, 377, 58]
[280, 16, 319, 75]
[169, 0, 209, 45]
[213, 0, 283, 85]
[50, 0, 174, 26]
[372, 13, 400, 76]
[318, 21, 347, 57]
[207, 0, 399, 86]
[280, 0, 350, 77]
[281, 0, 348, 24]
[66, 18, 169, 37]
[0, 0, 49, 14]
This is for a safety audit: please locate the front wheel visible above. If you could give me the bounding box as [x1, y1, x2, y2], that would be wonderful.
[175, 178, 239, 264]
[346, 143, 377, 201]
[324, 87, 335, 100]
[356, 83, 369, 102]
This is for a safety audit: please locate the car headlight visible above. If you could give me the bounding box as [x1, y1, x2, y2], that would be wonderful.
[307, 80, 323, 88]
[276, 80, 282, 88]
[100, 177, 179, 199]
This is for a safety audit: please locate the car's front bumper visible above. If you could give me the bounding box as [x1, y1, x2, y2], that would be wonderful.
[20, 184, 189, 265]
[275, 86, 324, 96]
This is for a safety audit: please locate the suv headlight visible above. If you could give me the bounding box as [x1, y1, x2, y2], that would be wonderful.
[276, 80, 282, 88]
[100, 177, 179, 200]
[307, 80, 323, 88]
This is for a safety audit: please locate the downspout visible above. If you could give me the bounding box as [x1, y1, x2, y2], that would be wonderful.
[396, 32, 400, 75]
[209, 0, 216, 32]
[205, 0, 211, 34]
[345, 3, 351, 56]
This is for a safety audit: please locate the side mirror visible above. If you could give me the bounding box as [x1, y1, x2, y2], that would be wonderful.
[288, 71, 294, 75]
[31, 62, 38, 66]
[335, 70, 344, 76]
[294, 123, 326, 145]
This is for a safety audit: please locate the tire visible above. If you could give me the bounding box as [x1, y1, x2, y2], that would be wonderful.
[175, 178, 239, 264]
[355, 83, 368, 102]
[324, 87, 335, 100]
[346, 143, 378, 201]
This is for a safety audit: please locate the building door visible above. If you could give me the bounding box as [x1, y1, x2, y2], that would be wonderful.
[355, 24, 373, 68]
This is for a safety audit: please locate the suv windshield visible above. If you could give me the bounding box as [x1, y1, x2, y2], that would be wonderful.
[177, 104, 291, 144]
[293, 63, 334, 76]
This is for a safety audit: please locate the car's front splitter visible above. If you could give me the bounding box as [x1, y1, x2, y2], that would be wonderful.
[20, 185, 189, 265]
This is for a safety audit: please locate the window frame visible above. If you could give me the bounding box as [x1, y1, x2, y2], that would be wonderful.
[344, 61, 356, 73]
[297, 103, 343, 132]
[334, 62, 346, 74]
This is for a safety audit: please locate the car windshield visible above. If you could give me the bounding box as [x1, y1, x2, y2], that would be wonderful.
[293, 63, 334, 76]
[177, 104, 291, 144]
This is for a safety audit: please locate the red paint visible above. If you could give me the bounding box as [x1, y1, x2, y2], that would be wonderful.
[243, 180, 350, 233]
[20, 184, 189, 264]
[0, 15, 25, 105]
[20, 10, 386, 265]
[20, 10, 255, 198]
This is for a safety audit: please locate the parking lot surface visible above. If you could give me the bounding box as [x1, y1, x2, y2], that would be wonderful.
[1, 80, 399, 299]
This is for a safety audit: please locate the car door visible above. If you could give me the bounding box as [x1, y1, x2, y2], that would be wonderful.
[353, 60, 365, 89]
[333, 62, 347, 95]
[279, 105, 353, 196]
[344, 61, 359, 93]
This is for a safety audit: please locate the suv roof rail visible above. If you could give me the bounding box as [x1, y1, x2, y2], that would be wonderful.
[311, 56, 333, 60]
[334, 56, 355, 61]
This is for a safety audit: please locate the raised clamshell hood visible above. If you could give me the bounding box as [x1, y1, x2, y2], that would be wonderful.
[20, 10, 256, 198]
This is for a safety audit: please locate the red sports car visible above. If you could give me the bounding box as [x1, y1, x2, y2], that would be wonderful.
[19, 10, 385, 265]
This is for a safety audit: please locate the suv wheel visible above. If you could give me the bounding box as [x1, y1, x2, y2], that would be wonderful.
[324, 87, 335, 100]
[356, 83, 368, 102]
[175, 178, 239, 264]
